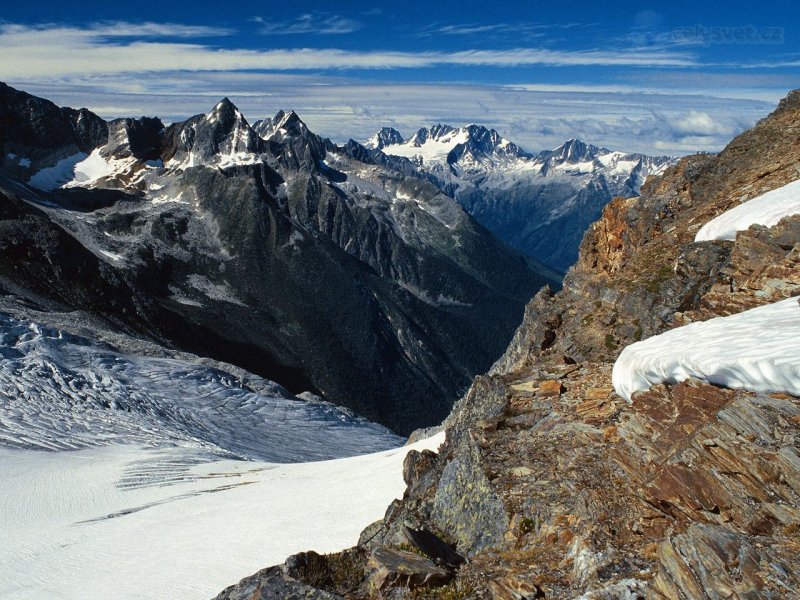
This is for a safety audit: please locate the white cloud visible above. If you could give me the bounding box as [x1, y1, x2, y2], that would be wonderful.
[0, 21, 233, 39]
[671, 111, 731, 136]
[0, 22, 698, 80]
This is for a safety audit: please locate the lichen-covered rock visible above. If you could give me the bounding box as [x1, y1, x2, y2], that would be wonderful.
[431, 439, 509, 554]
[213, 565, 343, 600]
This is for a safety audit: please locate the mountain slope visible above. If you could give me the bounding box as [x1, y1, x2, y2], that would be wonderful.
[0, 83, 558, 435]
[370, 125, 672, 270]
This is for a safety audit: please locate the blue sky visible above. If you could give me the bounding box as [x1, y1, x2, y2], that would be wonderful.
[1, 0, 797, 154]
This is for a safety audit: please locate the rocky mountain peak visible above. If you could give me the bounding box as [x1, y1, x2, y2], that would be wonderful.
[553, 138, 596, 162]
[0, 81, 108, 175]
[103, 116, 164, 162]
[448, 125, 529, 164]
[408, 124, 457, 147]
[365, 127, 404, 150]
[252, 109, 329, 171]
[162, 98, 263, 169]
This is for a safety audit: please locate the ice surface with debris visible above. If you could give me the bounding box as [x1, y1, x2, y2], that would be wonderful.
[695, 179, 800, 242]
[0, 312, 403, 461]
[612, 297, 800, 402]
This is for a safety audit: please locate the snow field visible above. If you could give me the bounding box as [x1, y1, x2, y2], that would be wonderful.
[0, 433, 444, 600]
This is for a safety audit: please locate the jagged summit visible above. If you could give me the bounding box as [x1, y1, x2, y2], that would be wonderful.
[371, 122, 528, 168]
[552, 138, 594, 162]
[252, 109, 310, 141]
[252, 109, 328, 170]
[365, 127, 404, 150]
[162, 97, 263, 170]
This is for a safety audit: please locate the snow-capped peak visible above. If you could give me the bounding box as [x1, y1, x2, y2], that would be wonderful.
[371, 123, 528, 169]
[365, 127, 404, 150]
[206, 97, 245, 125]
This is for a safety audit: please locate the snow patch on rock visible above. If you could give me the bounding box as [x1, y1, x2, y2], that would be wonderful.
[27, 152, 87, 191]
[612, 297, 800, 402]
[696, 179, 800, 242]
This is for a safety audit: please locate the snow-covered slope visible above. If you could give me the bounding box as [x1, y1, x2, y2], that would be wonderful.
[0, 309, 437, 599]
[612, 297, 800, 402]
[0, 433, 443, 600]
[370, 126, 673, 270]
[695, 178, 800, 241]
[0, 312, 402, 461]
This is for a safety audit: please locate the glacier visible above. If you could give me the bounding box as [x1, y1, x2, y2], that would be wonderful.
[0, 311, 441, 599]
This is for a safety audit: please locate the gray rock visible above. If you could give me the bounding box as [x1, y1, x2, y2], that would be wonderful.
[366, 546, 452, 591]
[431, 440, 509, 555]
[212, 565, 342, 600]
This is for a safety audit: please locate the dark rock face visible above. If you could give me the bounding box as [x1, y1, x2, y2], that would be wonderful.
[161, 98, 264, 166]
[0, 82, 107, 176]
[214, 565, 343, 600]
[430, 439, 509, 554]
[366, 127, 404, 150]
[105, 117, 164, 162]
[0, 82, 558, 435]
[366, 547, 452, 591]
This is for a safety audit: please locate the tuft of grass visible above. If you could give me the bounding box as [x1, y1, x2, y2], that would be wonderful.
[411, 579, 476, 599]
[519, 517, 536, 535]
[604, 333, 617, 350]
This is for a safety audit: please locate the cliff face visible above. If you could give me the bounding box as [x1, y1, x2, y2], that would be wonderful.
[215, 92, 800, 599]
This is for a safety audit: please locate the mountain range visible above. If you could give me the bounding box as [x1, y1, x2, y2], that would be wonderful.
[0, 82, 560, 435]
[367, 124, 673, 271]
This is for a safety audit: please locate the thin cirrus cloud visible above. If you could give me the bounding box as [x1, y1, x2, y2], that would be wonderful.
[15, 69, 774, 157]
[253, 13, 362, 35]
[418, 21, 585, 37]
[0, 21, 234, 39]
[0, 21, 699, 80]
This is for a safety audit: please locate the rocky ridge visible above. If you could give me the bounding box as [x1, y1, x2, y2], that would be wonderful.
[217, 91, 800, 598]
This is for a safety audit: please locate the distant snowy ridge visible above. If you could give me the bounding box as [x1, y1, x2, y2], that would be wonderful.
[367, 124, 673, 270]
[695, 179, 800, 241]
[612, 297, 800, 402]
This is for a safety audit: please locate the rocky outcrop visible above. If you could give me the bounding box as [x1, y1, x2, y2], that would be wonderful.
[0, 82, 107, 177]
[216, 89, 800, 598]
